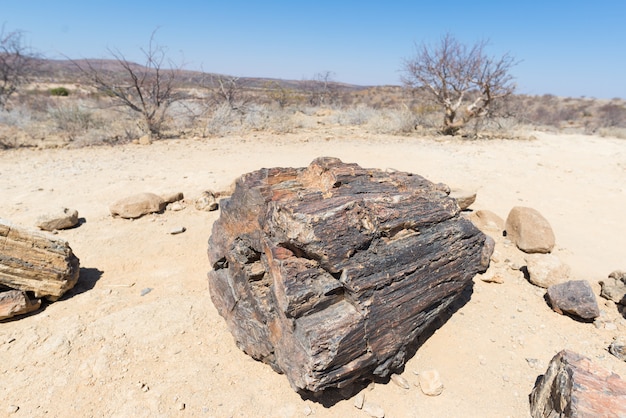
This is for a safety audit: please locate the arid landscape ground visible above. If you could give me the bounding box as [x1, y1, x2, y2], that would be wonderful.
[1, 116, 626, 416]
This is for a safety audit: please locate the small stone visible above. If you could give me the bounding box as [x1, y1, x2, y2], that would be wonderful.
[303, 404, 313, 416]
[479, 271, 504, 284]
[547, 280, 600, 320]
[390, 373, 410, 389]
[36, 207, 79, 231]
[169, 226, 186, 235]
[609, 338, 626, 362]
[167, 201, 185, 211]
[449, 188, 477, 210]
[138, 134, 152, 145]
[526, 358, 540, 369]
[469, 210, 505, 232]
[353, 393, 365, 409]
[110, 193, 166, 219]
[6, 405, 19, 414]
[362, 401, 385, 418]
[177, 402, 186, 411]
[504, 206, 555, 254]
[599, 270, 626, 305]
[525, 254, 571, 288]
[140, 288, 153, 297]
[418, 369, 443, 396]
[195, 191, 219, 211]
[162, 192, 184, 204]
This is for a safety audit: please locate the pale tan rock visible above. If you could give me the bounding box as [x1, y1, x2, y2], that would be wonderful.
[419, 369, 444, 396]
[110, 193, 166, 219]
[138, 134, 152, 145]
[36, 207, 79, 231]
[0, 290, 41, 320]
[0, 218, 80, 301]
[505, 207, 555, 254]
[469, 210, 505, 232]
[390, 373, 410, 389]
[362, 401, 385, 418]
[195, 191, 218, 211]
[450, 188, 477, 210]
[161, 191, 184, 204]
[525, 254, 571, 288]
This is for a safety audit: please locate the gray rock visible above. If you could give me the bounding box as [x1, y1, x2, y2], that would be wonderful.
[504, 206, 555, 254]
[390, 373, 410, 389]
[600, 270, 626, 305]
[110, 193, 166, 219]
[162, 191, 184, 204]
[169, 226, 186, 235]
[547, 280, 600, 320]
[36, 207, 79, 231]
[609, 338, 626, 362]
[525, 254, 571, 288]
[195, 191, 218, 211]
[362, 401, 385, 418]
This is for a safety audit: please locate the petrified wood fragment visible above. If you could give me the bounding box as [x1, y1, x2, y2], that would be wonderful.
[530, 350, 626, 417]
[207, 157, 492, 392]
[0, 218, 80, 301]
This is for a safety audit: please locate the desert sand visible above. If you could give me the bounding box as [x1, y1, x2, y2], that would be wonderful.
[1, 127, 625, 417]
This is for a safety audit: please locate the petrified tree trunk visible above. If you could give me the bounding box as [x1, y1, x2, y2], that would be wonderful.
[0, 218, 80, 301]
[530, 350, 626, 417]
[208, 157, 493, 392]
[0, 289, 41, 320]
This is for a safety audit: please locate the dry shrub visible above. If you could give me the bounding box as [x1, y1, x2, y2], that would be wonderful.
[366, 107, 418, 134]
[598, 127, 626, 140]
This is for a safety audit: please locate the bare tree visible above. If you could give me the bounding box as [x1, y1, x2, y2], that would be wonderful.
[0, 27, 35, 110]
[305, 71, 339, 106]
[74, 31, 183, 138]
[402, 33, 518, 135]
[207, 75, 250, 111]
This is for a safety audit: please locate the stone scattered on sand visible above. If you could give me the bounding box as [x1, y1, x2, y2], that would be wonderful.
[390, 373, 410, 389]
[110, 193, 166, 219]
[504, 206, 555, 254]
[469, 209, 505, 232]
[353, 393, 365, 409]
[169, 226, 186, 235]
[36, 207, 79, 231]
[609, 338, 626, 362]
[530, 350, 626, 418]
[524, 254, 571, 288]
[479, 269, 504, 284]
[419, 369, 444, 396]
[162, 191, 184, 204]
[0, 289, 41, 320]
[195, 191, 218, 211]
[362, 401, 385, 418]
[547, 280, 600, 320]
[599, 270, 626, 305]
[0, 218, 80, 301]
[137, 134, 152, 145]
[449, 188, 476, 210]
[167, 201, 185, 211]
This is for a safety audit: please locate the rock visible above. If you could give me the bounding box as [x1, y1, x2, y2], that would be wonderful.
[169, 226, 186, 235]
[599, 270, 626, 305]
[390, 373, 410, 389]
[6, 405, 19, 414]
[530, 350, 626, 418]
[109, 193, 166, 219]
[449, 188, 476, 210]
[418, 369, 444, 396]
[0, 290, 41, 320]
[138, 134, 152, 145]
[0, 218, 80, 301]
[208, 157, 492, 392]
[362, 401, 385, 418]
[353, 393, 365, 409]
[469, 209, 505, 232]
[609, 338, 626, 362]
[167, 201, 185, 211]
[36, 207, 79, 231]
[547, 280, 600, 320]
[195, 191, 218, 211]
[504, 207, 555, 254]
[479, 270, 504, 284]
[162, 192, 184, 204]
[525, 254, 571, 288]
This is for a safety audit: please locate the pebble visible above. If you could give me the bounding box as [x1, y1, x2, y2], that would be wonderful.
[362, 401, 385, 418]
[177, 403, 186, 411]
[303, 404, 313, 416]
[353, 393, 365, 409]
[169, 226, 186, 235]
[525, 358, 540, 369]
[418, 369, 444, 396]
[140, 288, 153, 296]
[6, 405, 19, 414]
[390, 373, 410, 389]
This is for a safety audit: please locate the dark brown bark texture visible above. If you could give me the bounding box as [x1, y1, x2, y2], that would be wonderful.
[207, 157, 492, 392]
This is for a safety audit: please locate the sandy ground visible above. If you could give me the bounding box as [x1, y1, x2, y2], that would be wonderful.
[1, 128, 626, 417]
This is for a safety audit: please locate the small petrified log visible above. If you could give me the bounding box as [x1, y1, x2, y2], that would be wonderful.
[207, 157, 492, 392]
[0, 218, 80, 301]
[0, 289, 41, 320]
[530, 350, 626, 417]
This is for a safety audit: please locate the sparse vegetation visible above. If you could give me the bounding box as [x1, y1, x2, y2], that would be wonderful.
[49, 86, 70, 96]
[0, 26, 36, 110]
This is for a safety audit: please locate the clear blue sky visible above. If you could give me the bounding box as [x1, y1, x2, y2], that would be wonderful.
[3, 1, 626, 99]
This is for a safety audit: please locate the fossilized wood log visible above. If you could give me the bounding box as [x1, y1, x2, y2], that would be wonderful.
[207, 157, 492, 392]
[0, 219, 80, 301]
[530, 350, 626, 417]
[0, 289, 41, 320]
